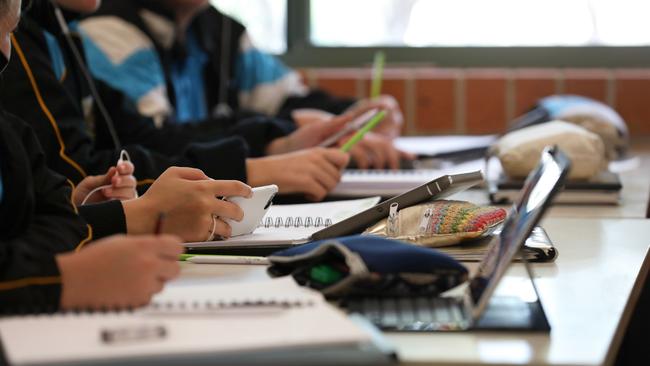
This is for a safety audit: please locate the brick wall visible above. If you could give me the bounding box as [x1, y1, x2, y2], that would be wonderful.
[301, 67, 650, 136]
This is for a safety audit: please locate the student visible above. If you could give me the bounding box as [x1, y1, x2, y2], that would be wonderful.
[0, 0, 181, 312]
[1, 0, 352, 202]
[80, 0, 410, 169]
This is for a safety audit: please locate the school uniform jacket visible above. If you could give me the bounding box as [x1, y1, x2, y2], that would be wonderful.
[0, 112, 106, 313]
[0, 1, 290, 187]
[81, 0, 356, 123]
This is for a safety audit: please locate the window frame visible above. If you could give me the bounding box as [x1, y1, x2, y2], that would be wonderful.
[279, 0, 650, 68]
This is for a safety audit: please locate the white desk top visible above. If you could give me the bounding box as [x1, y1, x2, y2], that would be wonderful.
[175, 217, 650, 366]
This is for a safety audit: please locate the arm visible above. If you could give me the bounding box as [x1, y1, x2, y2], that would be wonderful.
[1, 17, 250, 185]
[0, 116, 91, 312]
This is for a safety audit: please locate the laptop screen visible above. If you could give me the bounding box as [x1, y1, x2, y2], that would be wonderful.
[468, 147, 570, 316]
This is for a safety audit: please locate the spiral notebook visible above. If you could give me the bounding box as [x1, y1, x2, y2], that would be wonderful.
[330, 159, 485, 198]
[0, 278, 391, 366]
[185, 197, 381, 249]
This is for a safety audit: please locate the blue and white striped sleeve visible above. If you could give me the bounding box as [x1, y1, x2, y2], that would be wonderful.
[234, 33, 308, 116]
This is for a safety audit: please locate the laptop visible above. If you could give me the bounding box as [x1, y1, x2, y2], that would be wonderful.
[343, 145, 571, 332]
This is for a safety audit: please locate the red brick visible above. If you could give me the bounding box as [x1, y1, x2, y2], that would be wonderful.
[513, 69, 559, 116]
[465, 70, 509, 134]
[311, 68, 361, 99]
[615, 70, 650, 135]
[413, 69, 458, 133]
[564, 69, 609, 103]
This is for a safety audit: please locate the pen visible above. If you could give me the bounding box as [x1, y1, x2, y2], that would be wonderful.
[340, 110, 387, 152]
[370, 51, 385, 98]
[185, 255, 269, 265]
[318, 108, 379, 148]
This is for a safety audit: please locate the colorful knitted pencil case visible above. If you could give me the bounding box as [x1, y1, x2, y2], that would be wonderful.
[364, 200, 507, 247]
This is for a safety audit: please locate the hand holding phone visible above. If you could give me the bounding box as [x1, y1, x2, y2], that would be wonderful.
[225, 185, 278, 237]
[318, 109, 381, 148]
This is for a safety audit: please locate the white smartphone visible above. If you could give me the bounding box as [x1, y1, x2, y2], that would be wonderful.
[225, 184, 278, 237]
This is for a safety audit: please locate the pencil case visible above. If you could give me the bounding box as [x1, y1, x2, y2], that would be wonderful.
[363, 200, 507, 248]
[267, 235, 468, 298]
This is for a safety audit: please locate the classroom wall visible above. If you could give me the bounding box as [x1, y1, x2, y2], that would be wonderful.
[300, 67, 650, 137]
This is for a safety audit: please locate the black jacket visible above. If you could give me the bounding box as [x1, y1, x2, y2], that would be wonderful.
[0, 111, 88, 312]
[91, 0, 356, 122]
[0, 1, 291, 186]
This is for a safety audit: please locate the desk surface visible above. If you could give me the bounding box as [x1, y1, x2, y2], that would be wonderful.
[175, 217, 650, 366]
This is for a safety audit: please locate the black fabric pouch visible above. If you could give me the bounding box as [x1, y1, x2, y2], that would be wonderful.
[268, 235, 468, 298]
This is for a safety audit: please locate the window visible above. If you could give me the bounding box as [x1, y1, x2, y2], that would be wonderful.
[310, 0, 650, 47]
[210, 0, 287, 54]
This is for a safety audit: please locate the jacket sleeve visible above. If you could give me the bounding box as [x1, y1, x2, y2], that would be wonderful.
[77, 200, 126, 240]
[232, 32, 357, 120]
[95, 82, 295, 159]
[0, 116, 91, 313]
[276, 90, 357, 121]
[0, 18, 250, 186]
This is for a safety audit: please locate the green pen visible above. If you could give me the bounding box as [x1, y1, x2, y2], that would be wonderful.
[340, 110, 387, 152]
[178, 254, 195, 261]
[370, 51, 385, 98]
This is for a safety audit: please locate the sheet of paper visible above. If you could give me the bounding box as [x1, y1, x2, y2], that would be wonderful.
[394, 134, 497, 157]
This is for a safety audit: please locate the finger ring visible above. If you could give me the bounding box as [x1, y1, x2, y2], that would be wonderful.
[206, 215, 217, 242]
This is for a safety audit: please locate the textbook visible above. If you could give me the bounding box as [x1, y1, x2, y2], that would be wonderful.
[185, 197, 381, 249]
[0, 278, 394, 366]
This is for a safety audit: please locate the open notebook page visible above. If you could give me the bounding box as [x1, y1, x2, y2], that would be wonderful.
[0, 278, 370, 365]
[186, 197, 381, 248]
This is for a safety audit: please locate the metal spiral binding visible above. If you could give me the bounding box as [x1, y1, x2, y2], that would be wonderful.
[259, 216, 333, 228]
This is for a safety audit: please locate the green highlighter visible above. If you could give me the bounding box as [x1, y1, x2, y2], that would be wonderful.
[370, 51, 385, 99]
[340, 110, 387, 152]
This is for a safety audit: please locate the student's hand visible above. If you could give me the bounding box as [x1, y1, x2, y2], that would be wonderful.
[56, 234, 184, 310]
[265, 112, 356, 155]
[72, 161, 137, 206]
[247, 148, 350, 201]
[344, 132, 416, 170]
[345, 95, 404, 139]
[122, 167, 252, 242]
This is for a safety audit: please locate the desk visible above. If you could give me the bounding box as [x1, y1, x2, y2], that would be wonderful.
[174, 217, 650, 366]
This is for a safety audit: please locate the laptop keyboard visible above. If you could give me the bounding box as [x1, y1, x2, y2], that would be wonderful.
[342, 296, 469, 331]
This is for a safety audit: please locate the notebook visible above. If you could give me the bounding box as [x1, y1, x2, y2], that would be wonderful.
[393, 134, 497, 159]
[330, 159, 485, 198]
[490, 170, 622, 205]
[0, 278, 393, 366]
[437, 226, 558, 262]
[185, 197, 381, 249]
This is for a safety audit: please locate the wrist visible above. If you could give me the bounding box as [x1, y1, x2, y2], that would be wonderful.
[122, 198, 156, 235]
[246, 158, 270, 187]
[265, 137, 290, 155]
[56, 252, 85, 309]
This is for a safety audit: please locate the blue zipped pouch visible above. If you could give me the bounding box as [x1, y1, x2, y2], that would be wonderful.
[268, 235, 468, 297]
